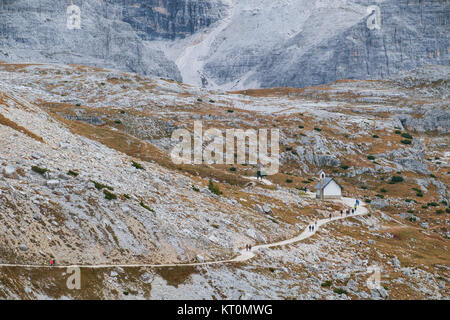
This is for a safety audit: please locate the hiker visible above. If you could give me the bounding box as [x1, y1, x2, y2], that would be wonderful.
[340, 210, 343, 216]
[257, 170, 262, 181]
[50, 259, 55, 267]
[249, 245, 252, 251]
[356, 199, 360, 206]
[329, 213, 332, 220]
[245, 244, 249, 251]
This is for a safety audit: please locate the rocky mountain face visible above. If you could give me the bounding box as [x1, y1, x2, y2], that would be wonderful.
[0, 0, 448, 89]
[0, 0, 183, 79]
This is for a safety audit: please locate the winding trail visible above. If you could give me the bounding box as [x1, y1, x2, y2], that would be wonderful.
[0, 197, 367, 269]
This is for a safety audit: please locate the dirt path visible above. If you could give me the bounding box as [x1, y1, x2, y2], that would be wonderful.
[0, 197, 367, 269]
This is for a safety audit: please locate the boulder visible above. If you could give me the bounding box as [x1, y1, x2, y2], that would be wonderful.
[46, 180, 60, 189]
[2, 165, 18, 179]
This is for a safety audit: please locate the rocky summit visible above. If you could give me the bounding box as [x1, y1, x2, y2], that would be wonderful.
[0, 0, 448, 89]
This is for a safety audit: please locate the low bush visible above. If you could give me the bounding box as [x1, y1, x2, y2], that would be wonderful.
[31, 166, 48, 175]
[91, 180, 114, 191]
[401, 139, 412, 145]
[208, 180, 222, 196]
[104, 189, 117, 200]
[67, 170, 79, 177]
[321, 280, 332, 287]
[401, 133, 413, 139]
[367, 155, 376, 160]
[390, 176, 404, 184]
[131, 160, 145, 170]
[140, 201, 155, 212]
[333, 288, 348, 295]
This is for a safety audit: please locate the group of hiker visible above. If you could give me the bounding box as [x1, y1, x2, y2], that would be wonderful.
[245, 244, 253, 251]
[308, 220, 318, 232]
[338, 199, 360, 218]
[321, 199, 362, 225]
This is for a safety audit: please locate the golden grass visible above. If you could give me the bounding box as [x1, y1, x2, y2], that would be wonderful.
[0, 112, 45, 143]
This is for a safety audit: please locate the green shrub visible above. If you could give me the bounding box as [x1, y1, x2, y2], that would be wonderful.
[197, 98, 202, 102]
[91, 180, 114, 191]
[269, 267, 276, 273]
[409, 217, 416, 222]
[365, 199, 372, 204]
[286, 147, 293, 151]
[361, 186, 367, 190]
[298, 125, 304, 129]
[446, 208, 450, 213]
[120, 110, 126, 114]
[104, 189, 117, 200]
[375, 194, 384, 199]
[372, 134, 379, 138]
[428, 202, 439, 207]
[436, 209, 443, 214]
[31, 166, 49, 175]
[140, 201, 155, 212]
[401, 139, 412, 145]
[67, 170, 79, 177]
[405, 199, 412, 203]
[416, 192, 423, 197]
[191, 185, 200, 192]
[286, 179, 293, 183]
[227, 109, 234, 113]
[341, 165, 349, 170]
[209, 99, 215, 103]
[430, 174, 436, 178]
[208, 180, 222, 196]
[390, 176, 404, 184]
[401, 133, 413, 139]
[75, 103, 81, 107]
[333, 288, 348, 295]
[229, 167, 237, 172]
[422, 205, 428, 209]
[321, 280, 332, 287]
[131, 160, 145, 170]
[380, 188, 387, 193]
[395, 130, 401, 135]
[367, 155, 376, 160]
[114, 120, 122, 124]
[123, 194, 131, 199]
[313, 127, 322, 132]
